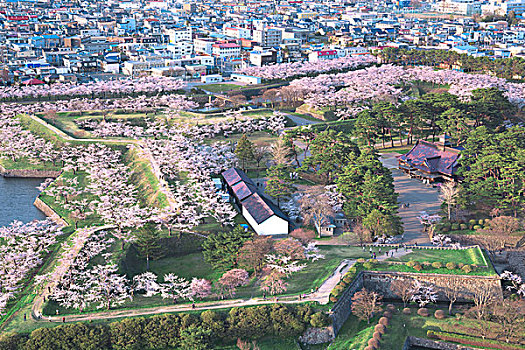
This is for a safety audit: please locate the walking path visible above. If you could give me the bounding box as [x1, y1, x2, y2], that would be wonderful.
[380, 153, 440, 245]
[32, 225, 115, 320]
[33, 248, 412, 323]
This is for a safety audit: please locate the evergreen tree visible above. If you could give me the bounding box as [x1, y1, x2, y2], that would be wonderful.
[202, 226, 252, 270]
[235, 134, 255, 171]
[135, 224, 164, 270]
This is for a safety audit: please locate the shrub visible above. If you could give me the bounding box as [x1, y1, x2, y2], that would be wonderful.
[402, 308, 411, 315]
[461, 265, 473, 273]
[339, 280, 348, 289]
[348, 266, 358, 273]
[406, 261, 417, 267]
[386, 304, 396, 312]
[451, 223, 459, 231]
[374, 324, 386, 334]
[363, 262, 373, 269]
[468, 219, 477, 226]
[357, 258, 366, 263]
[457, 263, 465, 269]
[413, 263, 423, 271]
[460, 224, 468, 230]
[383, 311, 392, 319]
[478, 219, 484, 225]
[310, 312, 330, 328]
[441, 224, 450, 232]
[367, 338, 379, 349]
[329, 295, 338, 303]
[343, 274, 354, 284]
[473, 225, 482, 230]
[422, 261, 431, 267]
[417, 308, 430, 317]
[484, 218, 491, 224]
[431, 262, 443, 269]
[434, 310, 446, 319]
[378, 317, 389, 326]
[446, 262, 456, 270]
[372, 331, 382, 342]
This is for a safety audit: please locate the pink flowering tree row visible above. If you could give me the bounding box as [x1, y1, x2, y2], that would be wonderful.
[0, 76, 186, 101]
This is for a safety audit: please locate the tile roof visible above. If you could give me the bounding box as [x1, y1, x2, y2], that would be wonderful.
[222, 167, 255, 187]
[398, 140, 461, 176]
[221, 167, 289, 225]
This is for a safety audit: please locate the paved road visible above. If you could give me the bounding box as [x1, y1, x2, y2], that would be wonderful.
[34, 248, 412, 323]
[381, 153, 440, 245]
[285, 113, 320, 127]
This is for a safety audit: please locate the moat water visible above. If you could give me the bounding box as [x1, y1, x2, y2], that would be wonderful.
[0, 176, 46, 227]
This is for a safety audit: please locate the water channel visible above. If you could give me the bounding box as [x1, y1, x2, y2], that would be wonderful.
[0, 176, 46, 227]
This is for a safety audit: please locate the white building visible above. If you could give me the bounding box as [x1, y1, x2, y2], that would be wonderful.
[201, 74, 223, 83]
[223, 26, 251, 39]
[230, 74, 261, 84]
[221, 168, 289, 236]
[253, 27, 282, 47]
[482, 0, 525, 15]
[435, 0, 482, 15]
[194, 38, 216, 55]
[166, 41, 194, 57]
[212, 43, 241, 58]
[165, 27, 192, 44]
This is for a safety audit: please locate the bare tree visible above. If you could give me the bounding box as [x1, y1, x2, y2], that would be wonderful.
[444, 276, 463, 314]
[252, 143, 269, 169]
[390, 279, 417, 307]
[471, 283, 496, 321]
[479, 216, 522, 258]
[299, 187, 335, 238]
[351, 289, 383, 324]
[493, 298, 525, 344]
[439, 181, 459, 221]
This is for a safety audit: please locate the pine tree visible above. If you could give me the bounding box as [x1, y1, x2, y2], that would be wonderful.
[235, 134, 255, 172]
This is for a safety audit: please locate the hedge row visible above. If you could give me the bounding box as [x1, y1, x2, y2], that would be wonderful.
[329, 267, 359, 303]
[0, 304, 329, 350]
[427, 330, 525, 350]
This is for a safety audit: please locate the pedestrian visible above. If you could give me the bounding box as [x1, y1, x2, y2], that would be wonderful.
[299, 294, 302, 300]
[386, 251, 389, 257]
[23, 314, 26, 321]
[48, 316, 52, 322]
[395, 247, 398, 252]
[379, 248, 381, 254]
[391, 251, 394, 257]
[192, 302, 195, 310]
[362, 246, 365, 251]
[415, 242, 418, 247]
[56, 309, 59, 315]
[369, 247, 372, 253]
[263, 293, 266, 300]
[62, 317, 65, 323]
[373, 252, 376, 259]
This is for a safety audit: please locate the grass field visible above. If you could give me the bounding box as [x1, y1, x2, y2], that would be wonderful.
[200, 83, 244, 93]
[386, 247, 487, 266]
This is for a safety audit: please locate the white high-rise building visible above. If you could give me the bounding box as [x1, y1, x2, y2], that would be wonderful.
[482, 0, 525, 15]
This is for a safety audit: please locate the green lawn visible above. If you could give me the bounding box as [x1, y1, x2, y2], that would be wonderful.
[328, 315, 379, 349]
[200, 83, 244, 93]
[386, 247, 487, 266]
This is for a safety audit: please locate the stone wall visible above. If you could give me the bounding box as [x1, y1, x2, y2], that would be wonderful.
[329, 271, 502, 335]
[403, 336, 476, 350]
[0, 164, 61, 178]
[330, 271, 364, 333]
[34, 197, 68, 227]
[362, 271, 503, 302]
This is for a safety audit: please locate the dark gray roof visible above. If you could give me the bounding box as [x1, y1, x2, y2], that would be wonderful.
[221, 167, 289, 225]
